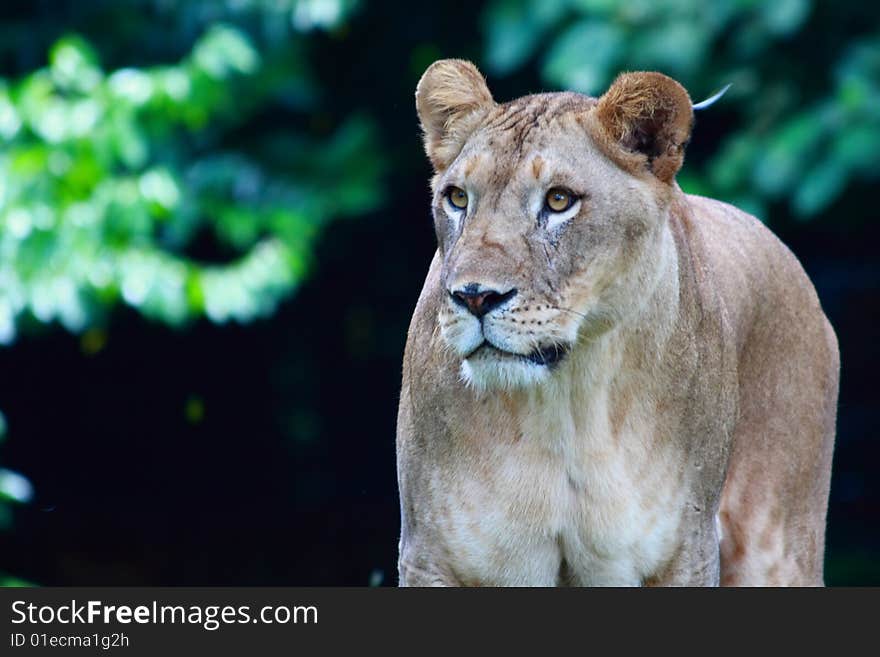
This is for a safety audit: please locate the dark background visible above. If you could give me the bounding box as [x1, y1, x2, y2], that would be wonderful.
[0, 1, 877, 585]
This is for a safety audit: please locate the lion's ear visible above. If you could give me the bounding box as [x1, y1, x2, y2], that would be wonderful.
[416, 59, 495, 171]
[594, 72, 693, 184]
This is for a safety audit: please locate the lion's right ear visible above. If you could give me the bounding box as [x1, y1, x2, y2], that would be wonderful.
[416, 59, 495, 171]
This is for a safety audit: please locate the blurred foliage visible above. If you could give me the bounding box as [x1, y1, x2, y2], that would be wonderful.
[0, 0, 384, 582]
[0, 410, 32, 532]
[0, 573, 33, 587]
[0, 1, 382, 345]
[483, 0, 880, 221]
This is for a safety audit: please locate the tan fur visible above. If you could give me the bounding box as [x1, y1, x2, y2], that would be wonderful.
[416, 60, 496, 171]
[397, 61, 839, 586]
[593, 72, 693, 183]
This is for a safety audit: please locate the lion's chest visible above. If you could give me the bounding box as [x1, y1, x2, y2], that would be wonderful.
[437, 407, 686, 586]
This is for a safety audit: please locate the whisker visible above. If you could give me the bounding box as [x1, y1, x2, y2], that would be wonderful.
[549, 305, 589, 320]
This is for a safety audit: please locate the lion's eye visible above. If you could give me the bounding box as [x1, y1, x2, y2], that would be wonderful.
[447, 187, 468, 210]
[545, 188, 574, 213]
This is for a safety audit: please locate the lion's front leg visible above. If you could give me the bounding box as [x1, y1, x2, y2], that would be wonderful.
[643, 518, 722, 587]
[397, 552, 458, 587]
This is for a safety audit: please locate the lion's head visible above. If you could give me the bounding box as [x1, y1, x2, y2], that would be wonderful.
[416, 59, 694, 390]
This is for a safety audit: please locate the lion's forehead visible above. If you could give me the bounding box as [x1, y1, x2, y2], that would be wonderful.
[486, 93, 593, 144]
[452, 93, 599, 188]
[486, 92, 597, 131]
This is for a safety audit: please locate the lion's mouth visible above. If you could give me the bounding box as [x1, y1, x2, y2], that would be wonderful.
[464, 342, 569, 367]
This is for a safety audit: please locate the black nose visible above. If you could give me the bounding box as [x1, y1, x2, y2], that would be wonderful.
[450, 284, 517, 318]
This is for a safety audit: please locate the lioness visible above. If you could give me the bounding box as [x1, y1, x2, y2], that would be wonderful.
[396, 60, 839, 586]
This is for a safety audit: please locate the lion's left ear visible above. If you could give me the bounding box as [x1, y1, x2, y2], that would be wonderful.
[593, 72, 693, 184]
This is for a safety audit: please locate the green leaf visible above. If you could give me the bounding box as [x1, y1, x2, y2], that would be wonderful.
[832, 125, 880, 173]
[109, 69, 155, 106]
[628, 20, 709, 78]
[484, 0, 567, 75]
[0, 574, 36, 587]
[291, 0, 360, 32]
[758, 0, 811, 36]
[0, 84, 22, 139]
[49, 35, 103, 93]
[191, 25, 260, 79]
[793, 158, 847, 217]
[542, 20, 625, 94]
[710, 134, 760, 192]
[752, 113, 823, 197]
[0, 468, 33, 504]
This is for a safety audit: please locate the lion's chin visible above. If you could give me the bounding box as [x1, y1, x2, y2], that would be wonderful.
[459, 346, 553, 392]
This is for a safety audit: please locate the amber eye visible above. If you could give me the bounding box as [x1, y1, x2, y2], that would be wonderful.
[447, 186, 468, 210]
[545, 188, 574, 212]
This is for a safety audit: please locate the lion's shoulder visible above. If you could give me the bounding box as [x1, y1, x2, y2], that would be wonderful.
[681, 193, 827, 353]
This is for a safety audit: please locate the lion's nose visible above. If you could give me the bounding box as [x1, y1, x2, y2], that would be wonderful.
[450, 284, 517, 318]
